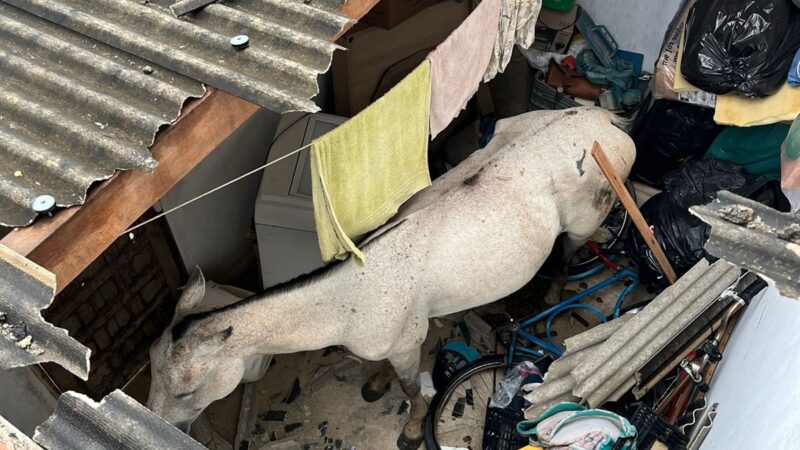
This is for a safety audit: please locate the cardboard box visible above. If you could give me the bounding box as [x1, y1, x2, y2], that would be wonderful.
[362, 0, 439, 30]
[332, 0, 470, 116]
[533, 5, 578, 53]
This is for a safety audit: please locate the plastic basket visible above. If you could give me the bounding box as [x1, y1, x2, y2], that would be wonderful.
[482, 406, 529, 450]
[629, 403, 687, 449]
[529, 70, 581, 111]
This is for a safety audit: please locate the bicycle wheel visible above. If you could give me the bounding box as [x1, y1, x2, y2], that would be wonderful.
[424, 355, 531, 450]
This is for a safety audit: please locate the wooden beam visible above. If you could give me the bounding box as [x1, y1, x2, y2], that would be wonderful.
[0, 1, 381, 293]
[591, 142, 678, 284]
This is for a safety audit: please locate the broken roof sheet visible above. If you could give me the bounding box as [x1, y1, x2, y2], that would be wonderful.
[525, 259, 740, 418]
[7, 0, 350, 112]
[1, 414, 41, 450]
[0, 243, 90, 379]
[0, 3, 205, 227]
[33, 390, 205, 450]
[691, 190, 800, 300]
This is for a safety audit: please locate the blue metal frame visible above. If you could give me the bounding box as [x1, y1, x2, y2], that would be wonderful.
[507, 267, 638, 364]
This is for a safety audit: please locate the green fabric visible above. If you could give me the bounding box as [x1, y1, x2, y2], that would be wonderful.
[704, 124, 790, 181]
[543, 0, 576, 11]
[310, 61, 432, 265]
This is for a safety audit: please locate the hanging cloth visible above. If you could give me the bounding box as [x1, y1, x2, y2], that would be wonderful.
[484, 0, 543, 81]
[427, 0, 502, 138]
[310, 62, 432, 265]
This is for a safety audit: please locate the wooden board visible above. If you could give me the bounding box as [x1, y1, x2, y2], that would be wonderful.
[591, 142, 678, 284]
[1, 1, 382, 293]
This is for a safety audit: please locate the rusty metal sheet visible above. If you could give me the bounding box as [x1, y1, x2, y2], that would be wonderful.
[0, 244, 90, 379]
[6, 0, 350, 113]
[691, 190, 800, 300]
[0, 3, 205, 227]
[33, 390, 205, 450]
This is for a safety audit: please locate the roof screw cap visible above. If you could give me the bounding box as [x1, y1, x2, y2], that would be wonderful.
[32, 195, 56, 213]
[230, 35, 250, 50]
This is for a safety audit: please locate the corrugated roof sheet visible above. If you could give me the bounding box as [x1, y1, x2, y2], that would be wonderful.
[33, 390, 205, 450]
[691, 190, 800, 300]
[0, 244, 90, 379]
[524, 259, 740, 418]
[7, 0, 350, 112]
[0, 2, 205, 227]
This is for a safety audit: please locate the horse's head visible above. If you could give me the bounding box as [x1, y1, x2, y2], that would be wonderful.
[147, 268, 245, 432]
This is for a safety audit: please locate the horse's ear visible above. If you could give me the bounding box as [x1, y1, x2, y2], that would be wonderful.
[176, 267, 206, 317]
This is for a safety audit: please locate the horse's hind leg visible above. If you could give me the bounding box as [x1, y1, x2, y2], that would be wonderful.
[389, 348, 426, 450]
[544, 233, 587, 305]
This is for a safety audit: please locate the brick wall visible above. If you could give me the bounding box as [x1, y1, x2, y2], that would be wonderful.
[39, 217, 184, 398]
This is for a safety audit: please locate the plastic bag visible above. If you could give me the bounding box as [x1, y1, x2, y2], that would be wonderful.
[632, 100, 722, 186]
[681, 0, 800, 98]
[625, 160, 787, 283]
[489, 361, 540, 409]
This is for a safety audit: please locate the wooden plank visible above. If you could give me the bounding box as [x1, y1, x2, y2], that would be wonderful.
[0, 1, 381, 293]
[591, 141, 678, 284]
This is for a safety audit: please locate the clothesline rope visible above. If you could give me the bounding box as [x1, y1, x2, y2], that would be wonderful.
[121, 143, 312, 236]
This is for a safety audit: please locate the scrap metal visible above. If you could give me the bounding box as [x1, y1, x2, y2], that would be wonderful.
[33, 390, 206, 449]
[6, 0, 351, 112]
[690, 190, 800, 300]
[0, 3, 205, 227]
[0, 244, 90, 380]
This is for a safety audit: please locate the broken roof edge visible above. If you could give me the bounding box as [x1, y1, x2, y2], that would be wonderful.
[0, 414, 41, 450]
[33, 390, 205, 450]
[0, 244, 91, 380]
[690, 190, 800, 300]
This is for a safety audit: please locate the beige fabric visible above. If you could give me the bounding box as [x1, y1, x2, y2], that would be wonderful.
[428, 0, 502, 138]
[484, 0, 543, 81]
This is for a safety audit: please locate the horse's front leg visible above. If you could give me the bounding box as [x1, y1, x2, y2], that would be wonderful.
[389, 348, 426, 450]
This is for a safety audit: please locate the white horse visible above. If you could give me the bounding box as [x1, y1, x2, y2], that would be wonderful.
[147, 107, 635, 449]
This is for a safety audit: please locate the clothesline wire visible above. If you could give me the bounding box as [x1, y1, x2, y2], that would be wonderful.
[121, 143, 312, 236]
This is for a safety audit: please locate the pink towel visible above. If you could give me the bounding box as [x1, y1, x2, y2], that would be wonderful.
[427, 0, 502, 138]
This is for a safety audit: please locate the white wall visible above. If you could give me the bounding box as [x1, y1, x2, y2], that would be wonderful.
[701, 286, 800, 449]
[160, 109, 281, 283]
[577, 0, 684, 71]
[0, 367, 56, 436]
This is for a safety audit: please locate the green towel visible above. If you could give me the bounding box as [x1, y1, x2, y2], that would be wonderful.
[311, 61, 432, 265]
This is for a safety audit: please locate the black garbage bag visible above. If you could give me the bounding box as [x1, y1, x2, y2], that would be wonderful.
[631, 100, 723, 186]
[681, 0, 800, 98]
[626, 160, 788, 283]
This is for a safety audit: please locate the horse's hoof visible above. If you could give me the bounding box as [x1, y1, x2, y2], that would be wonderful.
[361, 381, 391, 403]
[396, 432, 423, 450]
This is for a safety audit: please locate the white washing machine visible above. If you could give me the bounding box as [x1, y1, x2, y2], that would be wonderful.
[253, 113, 345, 289]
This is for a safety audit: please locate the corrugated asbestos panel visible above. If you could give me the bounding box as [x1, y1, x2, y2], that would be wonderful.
[1, 414, 42, 450]
[524, 259, 740, 419]
[0, 244, 90, 379]
[6, 0, 350, 113]
[0, 3, 205, 227]
[691, 190, 800, 300]
[33, 390, 205, 450]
